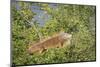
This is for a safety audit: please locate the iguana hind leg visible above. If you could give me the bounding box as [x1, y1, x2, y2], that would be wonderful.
[42, 48, 47, 52]
[61, 41, 64, 47]
[38, 47, 47, 53]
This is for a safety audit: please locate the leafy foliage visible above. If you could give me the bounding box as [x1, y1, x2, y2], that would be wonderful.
[12, 2, 96, 65]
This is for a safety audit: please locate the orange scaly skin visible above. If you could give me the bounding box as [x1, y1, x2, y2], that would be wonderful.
[27, 32, 72, 54]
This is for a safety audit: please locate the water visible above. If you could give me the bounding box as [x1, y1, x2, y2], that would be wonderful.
[31, 3, 57, 27]
[31, 5, 51, 26]
[14, 2, 58, 27]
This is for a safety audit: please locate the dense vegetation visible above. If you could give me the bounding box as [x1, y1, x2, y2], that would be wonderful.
[12, 2, 96, 65]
